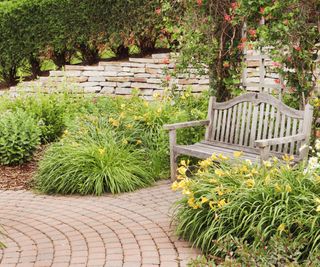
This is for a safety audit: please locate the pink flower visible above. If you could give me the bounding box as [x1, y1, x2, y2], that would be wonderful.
[223, 61, 230, 68]
[224, 14, 232, 22]
[293, 45, 301, 51]
[272, 62, 282, 67]
[162, 58, 170, 64]
[197, 0, 202, 6]
[248, 29, 256, 36]
[165, 75, 171, 81]
[259, 7, 265, 14]
[231, 2, 238, 10]
[275, 79, 281, 84]
[237, 43, 245, 50]
[155, 8, 161, 15]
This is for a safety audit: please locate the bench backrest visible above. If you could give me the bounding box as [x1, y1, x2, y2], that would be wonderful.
[205, 92, 313, 158]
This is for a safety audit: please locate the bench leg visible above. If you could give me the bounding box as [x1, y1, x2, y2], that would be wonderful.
[169, 130, 177, 181]
[170, 151, 178, 181]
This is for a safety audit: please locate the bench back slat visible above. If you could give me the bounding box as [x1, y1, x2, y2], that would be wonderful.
[205, 92, 309, 157]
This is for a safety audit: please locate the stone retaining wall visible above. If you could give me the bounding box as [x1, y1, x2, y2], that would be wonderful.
[11, 53, 210, 100]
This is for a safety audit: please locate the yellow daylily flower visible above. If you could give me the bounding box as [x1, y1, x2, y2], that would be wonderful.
[246, 179, 255, 188]
[171, 181, 179, 191]
[122, 139, 128, 145]
[126, 124, 133, 129]
[211, 153, 218, 161]
[285, 184, 292, 193]
[201, 196, 209, 204]
[98, 148, 106, 155]
[263, 160, 272, 168]
[233, 151, 244, 158]
[240, 165, 249, 172]
[218, 199, 227, 208]
[264, 175, 271, 185]
[215, 169, 225, 177]
[182, 189, 192, 196]
[277, 223, 286, 232]
[282, 154, 294, 162]
[199, 159, 212, 169]
[209, 178, 218, 184]
[218, 154, 229, 161]
[275, 183, 282, 192]
[120, 104, 126, 109]
[136, 139, 142, 145]
[315, 198, 320, 204]
[316, 205, 320, 212]
[209, 201, 216, 210]
[245, 159, 252, 166]
[177, 166, 187, 176]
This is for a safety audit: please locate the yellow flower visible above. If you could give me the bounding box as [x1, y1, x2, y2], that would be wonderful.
[218, 154, 229, 161]
[263, 160, 272, 168]
[177, 175, 185, 180]
[119, 112, 125, 118]
[316, 205, 320, 212]
[126, 124, 133, 129]
[218, 199, 227, 208]
[180, 160, 189, 167]
[216, 188, 224, 196]
[264, 175, 271, 185]
[282, 154, 294, 162]
[201, 196, 209, 204]
[63, 129, 69, 136]
[182, 189, 192, 196]
[277, 223, 286, 232]
[122, 139, 128, 145]
[188, 197, 195, 207]
[209, 201, 216, 210]
[240, 165, 248, 172]
[120, 104, 126, 109]
[157, 108, 162, 113]
[285, 184, 292, 193]
[315, 198, 320, 204]
[250, 168, 258, 176]
[153, 92, 161, 99]
[211, 153, 218, 161]
[245, 159, 252, 166]
[98, 148, 105, 155]
[275, 183, 282, 192]
[143, 101, 149, 107]
[177, 166, 187, 176]
[246, 179, 255, 188]
[215, 169, 225, 177]
[233, 151, 243, 158]
[171, 181, 179, 191]
[209, 178, 218, 184]
[199, 159, 212, 169]
[136, 139, 142, 145]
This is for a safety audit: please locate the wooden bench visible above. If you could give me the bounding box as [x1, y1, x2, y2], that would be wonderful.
[164, 92, 314, 180]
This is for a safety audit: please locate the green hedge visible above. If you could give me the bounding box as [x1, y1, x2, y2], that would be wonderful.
[0, 0, 169, 85]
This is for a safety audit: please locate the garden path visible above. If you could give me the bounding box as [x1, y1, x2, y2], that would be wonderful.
[0, 181, 201, 267]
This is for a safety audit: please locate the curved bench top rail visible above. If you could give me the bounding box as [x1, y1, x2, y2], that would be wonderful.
[212, 92, 305, 119]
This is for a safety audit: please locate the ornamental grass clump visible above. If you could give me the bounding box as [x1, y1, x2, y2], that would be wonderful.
[35, 118, 154, 195]
[172, 153, 320, 264]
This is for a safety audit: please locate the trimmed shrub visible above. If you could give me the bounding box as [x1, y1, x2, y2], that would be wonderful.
[0, 110, 40, 165]
[35, 118, 154, 195]
[172, 155, 320, 264]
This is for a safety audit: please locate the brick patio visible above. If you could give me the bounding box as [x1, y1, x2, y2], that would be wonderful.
[0, 181, 201, 267]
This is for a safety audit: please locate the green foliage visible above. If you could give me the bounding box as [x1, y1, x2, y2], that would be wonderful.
[0, 92, 86, 143]
[0, 0, 175, 84]
[35, 118, 154, 195]
[0, 109, 40, 165]
[173, 156, 320, 264]
[234, 0, 319, 107]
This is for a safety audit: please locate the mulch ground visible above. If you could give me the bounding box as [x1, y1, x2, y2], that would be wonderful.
[0, 147, 46, 190]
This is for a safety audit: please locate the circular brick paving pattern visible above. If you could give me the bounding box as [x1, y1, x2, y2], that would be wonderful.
[0, 181, 201, 267]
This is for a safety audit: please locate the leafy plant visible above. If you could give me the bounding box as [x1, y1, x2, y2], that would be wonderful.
[35, 118, 154, 195]
[172, 154, 320, 264]
[0, 109, 40, 165]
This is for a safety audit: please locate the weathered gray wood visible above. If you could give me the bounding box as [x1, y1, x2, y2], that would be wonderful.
[229, 105, 237, 143]
[255, 133, 306, 148]
[300, 104, 314, 158]
[239, 102, 247, 145]
[290, 119, 298, 154]
[205, 97, 215, 140]
[216, 110, 223, 141]
[169, 130, 177, 181]
[244, 103, 252, 146]
[234, 103, 242, 144]
[250, 104, 259, 147]
[165, 92, 313, 180]
[220, 109, 228, 142]
[163, 120, 210, 130]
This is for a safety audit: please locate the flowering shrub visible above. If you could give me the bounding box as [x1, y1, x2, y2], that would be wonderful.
[305, 139, 320, 174]
[172, 153, 320, 264]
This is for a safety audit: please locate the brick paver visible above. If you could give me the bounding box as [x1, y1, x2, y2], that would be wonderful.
[0, 181, 201, 267]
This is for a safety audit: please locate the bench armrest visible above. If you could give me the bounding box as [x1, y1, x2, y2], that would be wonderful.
[163, 120, 210, 130]
[255, 134, 306, 148]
